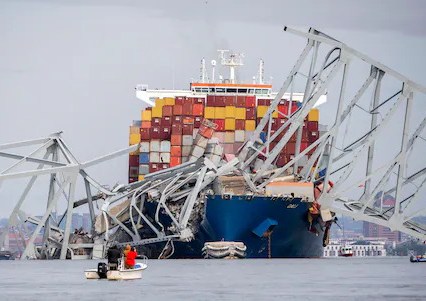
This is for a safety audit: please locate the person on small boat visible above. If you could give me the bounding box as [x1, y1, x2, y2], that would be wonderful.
[125, 247, 137, 269]
[107, 245, 121, 270]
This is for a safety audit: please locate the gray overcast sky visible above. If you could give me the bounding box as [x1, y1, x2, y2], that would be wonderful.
[0, 0, 425, 217]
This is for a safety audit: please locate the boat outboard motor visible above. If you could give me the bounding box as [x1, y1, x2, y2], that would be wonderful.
[97, 262, 108, 279]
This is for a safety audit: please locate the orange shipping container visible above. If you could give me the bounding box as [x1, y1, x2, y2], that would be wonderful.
[141, 121, 151, 129]
[171, 134, 182, 146]
[193, 104, 204, 116]
[171, 146, 182, 157]
[173, 104, 183, 116]
[170, 156, 182, 167]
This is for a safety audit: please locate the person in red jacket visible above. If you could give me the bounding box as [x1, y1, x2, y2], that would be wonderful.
[125, 247, 137, 269]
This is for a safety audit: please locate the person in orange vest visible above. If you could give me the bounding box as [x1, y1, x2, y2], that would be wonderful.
[125, 247, 137, 269]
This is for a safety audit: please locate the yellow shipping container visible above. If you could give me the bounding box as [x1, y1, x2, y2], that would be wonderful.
[204, 107, 215, 119]
[164, 97, 175, 106]
[141, 110, 152, 121]
[225, 106, 236, 118]
[152, 106, 163, 118]
[138, 175, 145, 181]
[272, 110, 279, 118]
[129, 125, 140, 134]
[155, 98, 165, 107]
[215, 107, 226, 119]
[225, 118, 236, 131]
[245, 120, 256, 131]
[235, 108, 246, 120]
[257, 106, 268, 118]
[308, 108, 319, 121]
[129, 133, 141, 145]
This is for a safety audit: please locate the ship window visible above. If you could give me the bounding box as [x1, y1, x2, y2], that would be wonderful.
[262, 89, 269, 94]
[195, 88, 202, 92]
[248, 89, 254, 94]
[201, 88, 209, 92]
[255, 89, 262, 94]
[227, 88, 237, 93]
[237, 89, 248, 93]
[209, 88, 215, 92]
[216, 88, 225, 93]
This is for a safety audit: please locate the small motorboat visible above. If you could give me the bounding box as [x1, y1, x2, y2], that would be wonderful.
[85, 256, 148, 280]
[410, 254, 426, 263]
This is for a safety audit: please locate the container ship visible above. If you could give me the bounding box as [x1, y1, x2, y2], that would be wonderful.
[125, 51, 329, 258]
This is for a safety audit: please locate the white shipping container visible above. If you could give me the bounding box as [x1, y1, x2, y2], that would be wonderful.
[206, 154, 221, 165]
[188, 155, 198, 162]
[139, 164, 149, 174]
[140, 142, 150, 153]
[194, 135, 209, 149]
[193, 129, 198, 139]
[150, 152, 160, 163]
[235, 130, 245, 142]
[150, 140, 160, 152]
[160, 140, 171, 152]
[245, 131, 255, 140]
[181, 157, 189, 163]
[191, 145, 205, 158]
[182, 135, 193, 146]
[159, 152, 171, 163]
[182, 146, 192, 157]
[224, 132, 235, 143]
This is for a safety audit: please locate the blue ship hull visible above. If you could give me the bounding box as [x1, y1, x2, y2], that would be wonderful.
[170, 195, 324, 258]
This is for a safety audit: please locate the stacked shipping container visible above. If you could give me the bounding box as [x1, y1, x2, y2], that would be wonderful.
[128, 95, 319, 183]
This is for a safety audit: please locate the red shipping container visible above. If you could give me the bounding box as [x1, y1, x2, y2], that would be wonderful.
[150, 126, 161, 139]
[300, 142, 309, 152]
[162, 105, 173, 117]
[173, 116, 183, 124]
[128, 177, 138, 183]
[182, 103, 193, 115]
[149, 163, 159, 173]
[302, 128, 309, 142]
[172, 124, 183, 134]
[194, 116, 202, 128]
[193, 104, 204, 116]
[171, 134, 182, 146]
[308, 131, 319, 143]
[224, 96, 235, 106]
[245, 96, 256, 107]
[152, 117, 161, 126]
[161, 127, 171, 139]
[183, 116, 194, 124]
[183, 98, 193, 105]
[170, 156, 181, 167]
[141, 121, 151, 129]
[214, 119, 225, 131]
[207, 95, 215, 106]
[278, 104, 288, 116]
[215, 96, 226, 107]
[258, 99, 271, 106]
[271, 119, 279, 131]
[193, 97, 205, 104]
[171, 146, 182, 157]
[129, 155, 139, 166]
[140, 128, 150, 141]
[287, 142, 296, 154]
[289, 102, 299, 114]
[245, 107, 256, 120]
[199, 124, 214, 139]
[236, 96, 246, 107]
[182, 124, 194, 135]
[276, 153, 288, 167]
[235, 119, 245, 130]
[173, 104, 183, 116]
[161, 116, 172, 127]
[307, 121, 318, 132]
[160, 163, 169, 170]
[175, 96, 186, 105]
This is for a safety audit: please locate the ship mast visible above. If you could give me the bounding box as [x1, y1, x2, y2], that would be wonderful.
[218, 50, 244, 84]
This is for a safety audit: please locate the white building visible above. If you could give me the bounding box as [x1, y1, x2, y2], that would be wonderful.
[324, 239, 387, 257]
